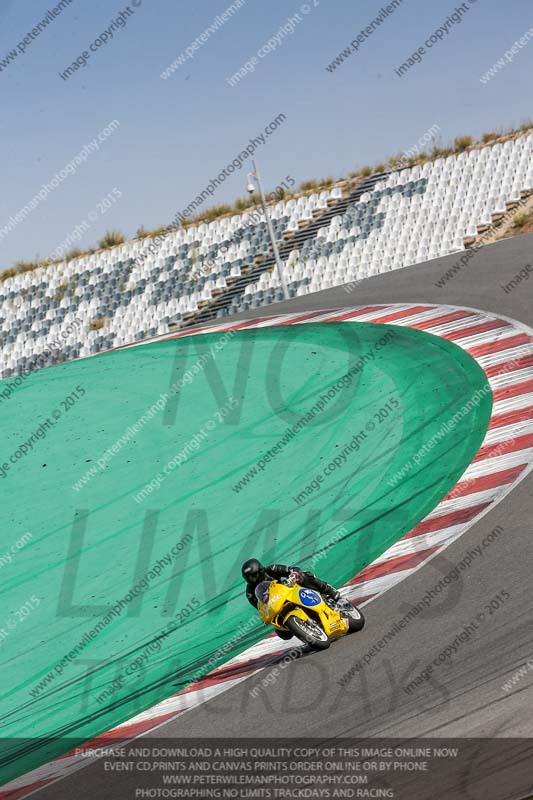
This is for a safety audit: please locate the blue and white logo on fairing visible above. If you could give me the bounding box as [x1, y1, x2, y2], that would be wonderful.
[298, 588, 321, 606]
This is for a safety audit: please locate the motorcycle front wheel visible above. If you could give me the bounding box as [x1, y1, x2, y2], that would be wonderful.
[342, 605, 365, 633]
[285, 615, 330, 650]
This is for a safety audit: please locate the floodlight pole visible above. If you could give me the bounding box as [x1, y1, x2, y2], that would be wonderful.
[248, 159, 289, 301]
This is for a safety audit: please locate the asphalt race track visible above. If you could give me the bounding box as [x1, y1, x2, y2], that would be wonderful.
[25, 233, 533, 800]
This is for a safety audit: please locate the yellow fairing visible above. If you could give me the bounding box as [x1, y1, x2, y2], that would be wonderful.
[257, 581, 349, 637]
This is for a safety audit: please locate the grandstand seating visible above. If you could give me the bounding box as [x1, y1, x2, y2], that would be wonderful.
[0, 133, 531, 378]
[235, 134, 532, 310]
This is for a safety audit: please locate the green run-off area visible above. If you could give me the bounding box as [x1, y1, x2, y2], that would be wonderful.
[0, 321, 491, 782]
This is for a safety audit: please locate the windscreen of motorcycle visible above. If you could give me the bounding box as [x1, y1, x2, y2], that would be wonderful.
[255, 580, 273, 604]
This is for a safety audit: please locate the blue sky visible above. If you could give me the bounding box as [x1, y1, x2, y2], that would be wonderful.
[0, 0, 531, 267]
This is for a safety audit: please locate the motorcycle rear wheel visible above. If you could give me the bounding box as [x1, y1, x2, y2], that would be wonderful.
[285, 615, 330, 650]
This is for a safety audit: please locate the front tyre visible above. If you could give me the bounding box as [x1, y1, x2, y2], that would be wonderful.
[285, 615, 330, 650]
[343, 604, 365, 633]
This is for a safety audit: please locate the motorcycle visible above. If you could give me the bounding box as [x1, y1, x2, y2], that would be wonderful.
[255, 578, 365, 650]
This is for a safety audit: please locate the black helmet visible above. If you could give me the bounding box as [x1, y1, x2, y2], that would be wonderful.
[242, 558, 265, 584]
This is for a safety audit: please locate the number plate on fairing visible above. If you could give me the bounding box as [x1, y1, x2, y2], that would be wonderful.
[298, 588, 321, 606]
